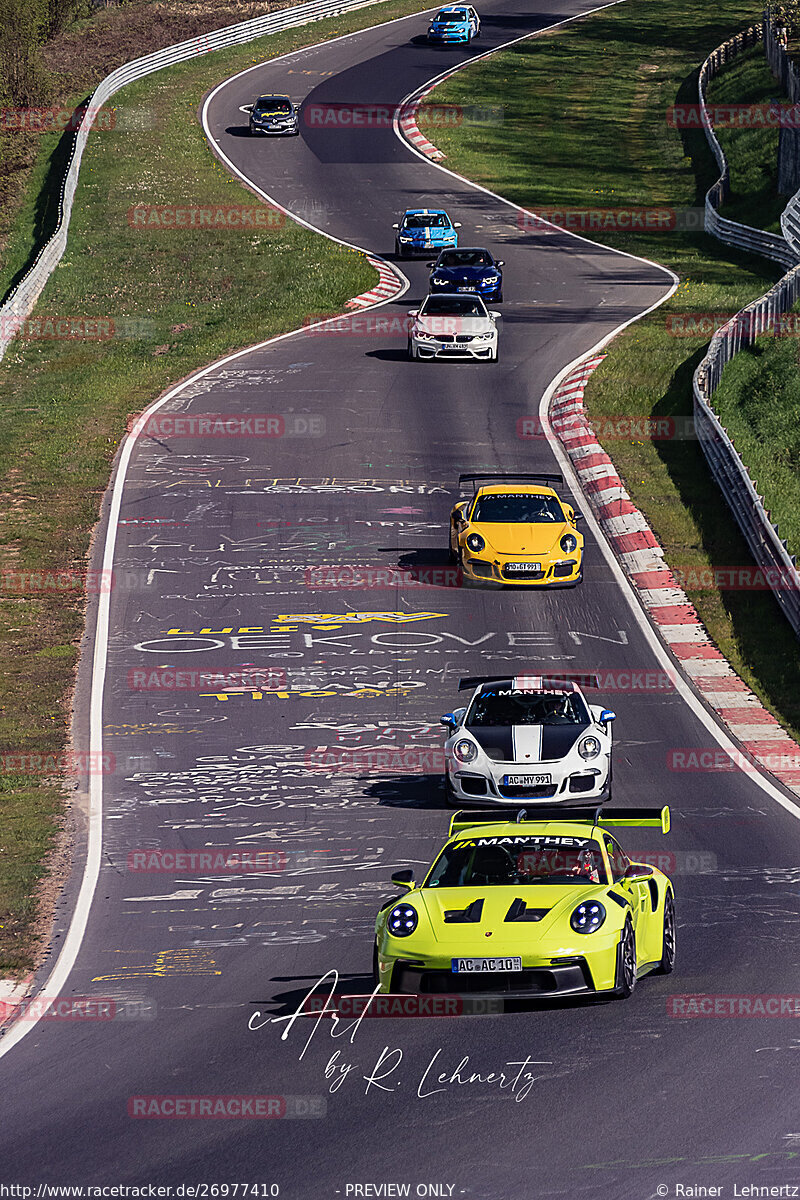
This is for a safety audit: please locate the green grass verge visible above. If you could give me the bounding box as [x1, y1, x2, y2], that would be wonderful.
[705, 42, 790, 232]
[711, 327, 800, 556]
[0, 0, 435, 976]
[423, 0, 800, 739]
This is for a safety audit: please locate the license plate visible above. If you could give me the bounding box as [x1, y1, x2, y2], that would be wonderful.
[457, 286, 476, 292]
[507, 562, 541, 572]
[504, 773, 552, 787]
[452, 957, 522, 973]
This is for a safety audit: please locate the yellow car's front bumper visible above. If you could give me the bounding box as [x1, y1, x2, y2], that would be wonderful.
[377, 933, 621, 997]
[462, 552, 582, 586]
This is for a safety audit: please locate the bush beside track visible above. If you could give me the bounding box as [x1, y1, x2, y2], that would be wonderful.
[422, 0, 800, 742]
[0, 0, 438, 977]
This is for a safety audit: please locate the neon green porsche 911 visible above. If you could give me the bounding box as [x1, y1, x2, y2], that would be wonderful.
[374, 806, 675, 1001]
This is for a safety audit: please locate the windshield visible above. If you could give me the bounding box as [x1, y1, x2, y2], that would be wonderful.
[434, 11, 465, 20]
[472, 493, 564, 523]
[437, 250, 492, 267]
[466, 688, 589, 727]
[403, 214, 450, 228]
[426, 837, 608, 887]
[254, 98, 292, 114]
[420, 296, 487, 316]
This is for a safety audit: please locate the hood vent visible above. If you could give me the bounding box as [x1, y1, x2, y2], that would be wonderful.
[504, 898, 550, 923]
[444, 898, 484, 923]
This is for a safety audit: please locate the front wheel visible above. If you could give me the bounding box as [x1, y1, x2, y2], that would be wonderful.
[654, 892, 676, 975]
[615, 918, 637, 999]
[372, 942, 380, 986]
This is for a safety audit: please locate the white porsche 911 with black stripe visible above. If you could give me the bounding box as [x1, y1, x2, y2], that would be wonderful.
[440, 674, 615, 806]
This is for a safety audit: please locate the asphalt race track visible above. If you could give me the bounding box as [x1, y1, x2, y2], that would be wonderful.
[2, 1, 800, 1195]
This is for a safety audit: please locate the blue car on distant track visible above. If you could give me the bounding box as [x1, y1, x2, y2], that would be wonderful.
[393, 209, 462, 258]
[427, 5, 480, 43]
[427, 247, 504, 303]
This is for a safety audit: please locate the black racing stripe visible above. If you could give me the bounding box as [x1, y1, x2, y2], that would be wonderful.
[469, 726, 513, 762]
[540, 725, 586, 761]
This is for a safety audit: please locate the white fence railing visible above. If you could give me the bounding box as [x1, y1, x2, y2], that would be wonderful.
[693, 23, 800, 635]
[0, 0, 388, 363]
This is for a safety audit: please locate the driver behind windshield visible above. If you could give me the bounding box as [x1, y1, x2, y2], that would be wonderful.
[466, 689, 589, 727]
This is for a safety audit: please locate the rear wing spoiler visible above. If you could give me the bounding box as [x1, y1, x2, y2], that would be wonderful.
[458, 672, 600, 692]
[448, 805, 670, 837]
[458, 472, 563, 491]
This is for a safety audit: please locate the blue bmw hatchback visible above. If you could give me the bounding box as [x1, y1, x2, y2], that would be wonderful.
[393, 209, 462, 258]
[427, 247, 504, 302]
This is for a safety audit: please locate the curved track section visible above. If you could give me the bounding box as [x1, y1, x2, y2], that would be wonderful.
[2, 4, 800, 1197]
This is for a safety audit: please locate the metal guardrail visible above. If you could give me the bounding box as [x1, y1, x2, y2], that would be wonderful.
[694, 23, 800, 635]
[700, 24, 799, 270]
[0, 0, 388, 363]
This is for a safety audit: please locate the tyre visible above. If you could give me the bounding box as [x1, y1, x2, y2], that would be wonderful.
[614, 918, 637, 998]
[654, 892, 676, 975]
[372, 942, 380, 986]
[407, 338, 413, 360]
[495, 292, 503, 303]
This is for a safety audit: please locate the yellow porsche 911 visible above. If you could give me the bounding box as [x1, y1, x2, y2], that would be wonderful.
[449, 472, 584, 586]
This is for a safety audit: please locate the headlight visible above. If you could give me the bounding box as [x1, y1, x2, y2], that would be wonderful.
[432, 277, 448, 285]
[466, 532, 485, 552]
[387, 904, 418, 937]
[398, 235, 413, 242]
[476, 332, 494, 340]
[417, 330, 437, 341]
[560, 533, 578, 554]
[578, 735, 602, 760]
[482, 275, 499, 285]
[570, 901, 606, 934]
[453, 738, 478, 762]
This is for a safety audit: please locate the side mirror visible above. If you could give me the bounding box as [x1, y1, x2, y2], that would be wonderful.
[392, 223, 399, 229]
[407, 309, 419, 318]
[453, 222, 462, 228]
[624, 863, 654, 881]
[599, 709, 616, 726]
[426, 261, 437, 268]
[391, 869, 414, 891]
[496, 260, 505, 266]
[572, 510, 584, 522]
[440, 713, 456, 730]
[488, 310, 501, 320]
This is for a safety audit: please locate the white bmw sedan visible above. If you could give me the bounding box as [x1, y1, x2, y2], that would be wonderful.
[407, 293, 500, 362]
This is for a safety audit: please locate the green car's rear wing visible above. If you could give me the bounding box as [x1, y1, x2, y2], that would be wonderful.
[448, 805, 670, 837]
